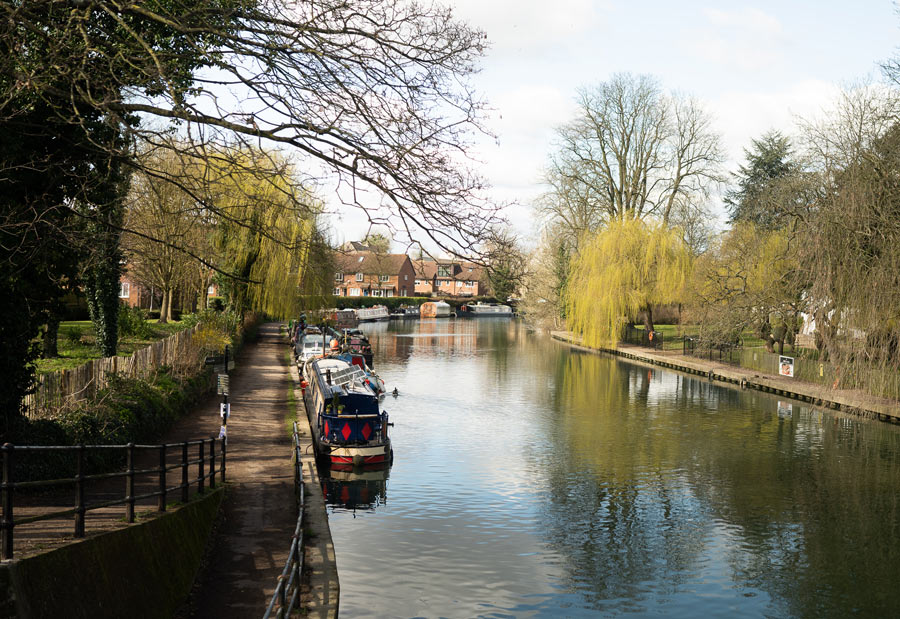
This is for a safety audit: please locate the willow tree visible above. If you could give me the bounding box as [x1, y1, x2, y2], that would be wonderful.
[565, 217, 691, 347]
[210, 148, 323, 319]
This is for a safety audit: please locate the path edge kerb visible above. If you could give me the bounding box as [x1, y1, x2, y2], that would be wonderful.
[550, 331, 900, 422]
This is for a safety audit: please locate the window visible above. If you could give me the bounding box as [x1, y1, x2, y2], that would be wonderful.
[372, 289, 382, 297]
[333, 288, 341, 296]
[356, 272, 364, 282]
[349, 288, 361, 296]
[437, 265, 451, 277]
[335, 272, 344, 282]
[401, 288, 407, 296]
[379, 274, 390, 282]
[404, 274, 408, 281]
[415, 279, 422, 286]
[466, 280, 475, 287]
[207, 285, 216, 295]
[119, 282, 130, 298]
[385, 290, 394, 297]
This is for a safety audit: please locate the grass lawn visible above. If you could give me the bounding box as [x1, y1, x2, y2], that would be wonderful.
[34, 319, 192, 375]
[631, 324, 768, 352]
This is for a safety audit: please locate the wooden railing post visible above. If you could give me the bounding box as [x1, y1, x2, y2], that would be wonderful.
[209, 438, 216, 490]
[126, 442, 135, 523]
[181, 441, 189, 503]
[74, 443, 85, 537]
[2, 444, 14, 559]
[198, 440, 205, 494]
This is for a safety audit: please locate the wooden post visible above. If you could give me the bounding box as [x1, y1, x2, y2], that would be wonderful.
[158, 444, 167, 512]
[126, 443, 135, 523]
[198, 440, 205, 494]
[181, 441, 189, 504]
[2, 444, 14, 559]
[209, 438, 216, 490]
[75, 444, 85, 537]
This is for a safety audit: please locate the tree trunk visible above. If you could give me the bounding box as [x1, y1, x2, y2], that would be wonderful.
[159, 289, 169, 323]
[42, 312, 60, 358]
[642, 305, 655, 333]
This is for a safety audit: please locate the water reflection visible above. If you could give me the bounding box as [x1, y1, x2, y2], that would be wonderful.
[322, 467, 389, 515]
[328, 319, 900, 618]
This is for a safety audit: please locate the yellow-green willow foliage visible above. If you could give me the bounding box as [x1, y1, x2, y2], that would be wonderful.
[210, 148, 324, 319]
[565, 217, 691, 347]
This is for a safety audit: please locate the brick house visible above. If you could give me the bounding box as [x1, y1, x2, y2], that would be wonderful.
[333, 252, 416, 297]
[412, 259, 485, 297]
[118, 271, 157, 309]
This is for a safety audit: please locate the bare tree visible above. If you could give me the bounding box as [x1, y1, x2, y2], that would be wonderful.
[542, 73, 724, 232]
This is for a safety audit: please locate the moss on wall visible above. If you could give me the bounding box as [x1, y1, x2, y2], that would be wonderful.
[2, 488, 223, 619]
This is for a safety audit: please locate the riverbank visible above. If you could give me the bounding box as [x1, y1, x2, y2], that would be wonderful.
[551, 331, 900, 422]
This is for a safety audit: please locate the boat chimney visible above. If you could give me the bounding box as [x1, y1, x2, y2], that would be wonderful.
[326, 369, 332, 385]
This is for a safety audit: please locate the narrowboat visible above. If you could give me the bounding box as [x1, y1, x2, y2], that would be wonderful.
[295, 326, 326, 363]
[420, 300, 452, 318]
[334, 351, 386, 396]
[331, 308, 359, 329]
[389, 306, 420, 319]
[356, 305, 390, 322]
[302, 356, 392, 467]
[457, 302, 514, 317]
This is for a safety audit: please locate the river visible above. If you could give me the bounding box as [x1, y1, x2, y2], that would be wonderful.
[321, 318, 900, 618]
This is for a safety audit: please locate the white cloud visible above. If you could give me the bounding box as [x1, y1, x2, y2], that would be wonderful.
[689, 7, 787, 72]
[449, 0, 611, 52]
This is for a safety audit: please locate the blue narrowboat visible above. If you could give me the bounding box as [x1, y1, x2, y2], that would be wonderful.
[302, 356, 392, 467]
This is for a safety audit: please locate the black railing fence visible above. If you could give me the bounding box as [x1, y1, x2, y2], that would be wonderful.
[263, 421, 306, 619]
[682, 337, 742, 366]
[1, 437, 225, 559]
[622, 325, 664, 350]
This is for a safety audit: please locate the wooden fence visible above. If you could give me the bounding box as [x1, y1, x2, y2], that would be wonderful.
[24, 325, 204, 418]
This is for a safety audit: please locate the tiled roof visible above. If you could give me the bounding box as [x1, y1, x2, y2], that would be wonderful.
[335, 251, 410, 275]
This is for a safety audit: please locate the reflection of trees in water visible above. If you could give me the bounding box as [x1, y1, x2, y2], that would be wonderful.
[536, 348, 900, 615]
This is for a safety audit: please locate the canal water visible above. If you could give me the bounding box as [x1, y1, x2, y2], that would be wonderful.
[322, 318, 900, 618]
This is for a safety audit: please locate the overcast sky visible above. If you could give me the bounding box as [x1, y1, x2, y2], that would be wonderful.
[332, 0, 900, 250]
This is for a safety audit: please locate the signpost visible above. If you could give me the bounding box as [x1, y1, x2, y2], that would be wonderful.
[779, 355, 794, 378]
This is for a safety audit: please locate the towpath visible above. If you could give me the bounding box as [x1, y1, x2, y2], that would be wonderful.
[552, 331, 900, 421]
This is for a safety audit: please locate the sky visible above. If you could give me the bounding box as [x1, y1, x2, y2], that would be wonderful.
[331, 0, 900, 251]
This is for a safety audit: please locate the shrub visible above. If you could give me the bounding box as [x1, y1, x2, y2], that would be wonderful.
[65, 326, 84, 345]
[118, 305, 154, 339]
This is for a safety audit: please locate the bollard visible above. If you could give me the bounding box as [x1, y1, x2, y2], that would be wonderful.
[2, 444, 14, 559]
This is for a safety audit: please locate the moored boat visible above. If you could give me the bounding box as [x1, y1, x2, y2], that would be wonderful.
[356, 305, 390, 322]
[302, 356, 392, 467]
[457, 302, 513, 317]
[420, 300, 451, 318]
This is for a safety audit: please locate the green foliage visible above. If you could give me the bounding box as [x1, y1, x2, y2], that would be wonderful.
[65, 327, 85, 346]
[724, 131, 798, 228]
[565, 217, 691, 347]
[118, 305, 154, 340]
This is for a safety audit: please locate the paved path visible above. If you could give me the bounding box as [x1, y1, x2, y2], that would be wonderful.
[7, 322, 338, 617]
[181, 322, 302, 617]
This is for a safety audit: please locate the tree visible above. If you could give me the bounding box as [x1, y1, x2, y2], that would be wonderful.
[546, 74, 723, 229]
[1, 0, 497, 415]
[724, 131, 799, 228]
[686, 223, 802, 354]
[484, 230, 527, 302]
[565, 218, 691, 347]
[797, 85, 900, 386]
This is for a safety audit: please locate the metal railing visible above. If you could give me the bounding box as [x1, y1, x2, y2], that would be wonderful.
[683, 337, 742, 365]
[1, 437, 225, 559]
[263, 421, 306, 619]
[622, 325, 664, 350]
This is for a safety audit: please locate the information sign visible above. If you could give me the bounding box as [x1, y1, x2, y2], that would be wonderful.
[217, 373, 230, 395]
[779, 356, 794, 378]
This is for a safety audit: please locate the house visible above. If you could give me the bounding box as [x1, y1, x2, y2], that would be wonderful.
[333, 251, 416, 297]
[118, 271, 157, 309]
[412, 259, 485, 297]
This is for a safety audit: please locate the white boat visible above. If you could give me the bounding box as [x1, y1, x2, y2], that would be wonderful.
[355, 305, 390, 322]
[420, 301, 451, 318]
[459, 302, 513, 317]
